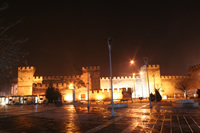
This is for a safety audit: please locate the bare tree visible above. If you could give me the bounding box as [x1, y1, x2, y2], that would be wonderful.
[0, 1, 27, 93]
[0, 0, 8, 12]
[175, 78, 192, 100]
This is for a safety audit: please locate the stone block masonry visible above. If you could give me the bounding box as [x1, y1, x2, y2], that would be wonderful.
[16, 64, 200, 101]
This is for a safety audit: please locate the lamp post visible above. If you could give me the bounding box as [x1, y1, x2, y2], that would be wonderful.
[130, 60, 135, 102]
[106, 37, 115, 117]
[87, 67, 90, 109]
[69, 83, 75, 102]
[140, 71, 144, 98]
[153, 74, 157, 102]
[73, 85, 76, 103]
[143, 57, 152, 108]
[132, 73, 136, 102]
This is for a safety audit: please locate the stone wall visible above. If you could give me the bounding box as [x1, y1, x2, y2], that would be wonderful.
[17, 66, 35, 95]
[17, 64, 200, 99]
[161, 75, 196, 97]
[82, 66, 100, 91]
[100, 76, 133, 90]
[140, 65, 161, 95]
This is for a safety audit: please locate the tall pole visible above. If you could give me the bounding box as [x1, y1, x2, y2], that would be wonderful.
[134, 76, 136, 100]
[87, 67, 90, 109]
[143, 57, 152, 108]
[132, 73, 135, 103]
[153, 74, 157, 102]
[140, 72, 144, 98]
[107, 37, 115, 117]
[73, 85, 75, 103]
[141, 79, 143, 98]
[130, 61, 135, 102]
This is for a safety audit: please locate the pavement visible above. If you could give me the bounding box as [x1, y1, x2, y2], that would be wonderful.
[0, 101, 200, 133]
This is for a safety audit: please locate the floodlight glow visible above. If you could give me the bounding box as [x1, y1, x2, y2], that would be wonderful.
[130, 60, 134, 64]
[69, 83, 74, 89]
[65, 95, 73, 101]
[1, 102, 5, 105]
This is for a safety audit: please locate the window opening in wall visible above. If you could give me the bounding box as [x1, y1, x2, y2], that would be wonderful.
[81, 94, 86, 100]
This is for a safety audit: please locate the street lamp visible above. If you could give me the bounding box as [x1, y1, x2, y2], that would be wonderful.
[130, 60, 135, 102]
[132, 73, 136, 102]
[139, 71, 144, 98]
[69, 83, 75, 103]
[140, 71, 143, 75]
[130, 60, 134, 64]
[143, 57, 152, 108]
[106, 37, 115, 117]
[153, 74, 157, 102]
[87, 67, 90, 109]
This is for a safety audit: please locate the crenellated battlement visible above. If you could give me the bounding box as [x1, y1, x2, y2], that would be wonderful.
[33, 76, 43, 80]
[161, 75, 190, 79]
[188, 64, 200, 72]
[147, 64, 160, 69]
[33, 83, 47, 88]
[101, 76, 133, 80]
[101, 77, 110, 80]
[33, 82, 68, 88]
[43, 75, 81, 80]
[17, 64, 200, 99]
[140, 64, 160, 70]
[91, 89, 123, 94]
[82, 66, 100, 71]
[18, 66, 35, 71]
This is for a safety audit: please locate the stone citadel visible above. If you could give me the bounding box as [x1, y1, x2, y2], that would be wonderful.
[12, 64, 200, 103]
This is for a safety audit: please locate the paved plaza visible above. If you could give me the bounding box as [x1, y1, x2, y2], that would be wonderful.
[0, 101, 200, 133]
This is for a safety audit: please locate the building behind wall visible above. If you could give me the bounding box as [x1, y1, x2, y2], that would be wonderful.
[16, 64, 200, 101]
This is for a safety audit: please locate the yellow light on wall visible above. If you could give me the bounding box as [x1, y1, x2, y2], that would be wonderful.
[162, 95, 167, 99]
[113, 93, 120, 99]
[65, 95, 73, 101]
[0, 102, 5, 105]
[97, 95, 103, 101]
[69, 83, 74, 89]
[140, 71, 143, 75]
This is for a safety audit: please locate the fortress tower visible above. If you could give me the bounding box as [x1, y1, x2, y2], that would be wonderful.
[82, 66, 100, 92]
[140, 65, 161, 96]
[15, 64, 199, 101]
[17, 66, 36, 95]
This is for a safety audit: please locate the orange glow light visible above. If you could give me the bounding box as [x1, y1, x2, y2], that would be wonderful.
[130, 60, 134, 64]
[97, 95, 103, 100]
[65, 95, 73, 101]
[113, 93, 121, 99]
[69, 83, 74, 89]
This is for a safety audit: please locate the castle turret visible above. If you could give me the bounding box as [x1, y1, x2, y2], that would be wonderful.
[17, 66, 36, 95]
[82, 66, 100, 91]
[140, 65, 161, 96]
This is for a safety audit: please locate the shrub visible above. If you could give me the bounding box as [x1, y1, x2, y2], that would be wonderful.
[45, 85, 61, 104]
[155, 89, 162, 101]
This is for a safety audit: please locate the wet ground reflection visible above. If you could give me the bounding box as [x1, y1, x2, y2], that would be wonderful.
[0, 102, 200, 132]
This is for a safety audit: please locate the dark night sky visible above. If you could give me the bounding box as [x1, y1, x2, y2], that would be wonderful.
[3, 1, 200, 77]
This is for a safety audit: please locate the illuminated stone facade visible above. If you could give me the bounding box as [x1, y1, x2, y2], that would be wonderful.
[17, 64, 200, 101]
[17, 66, 36, 95]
